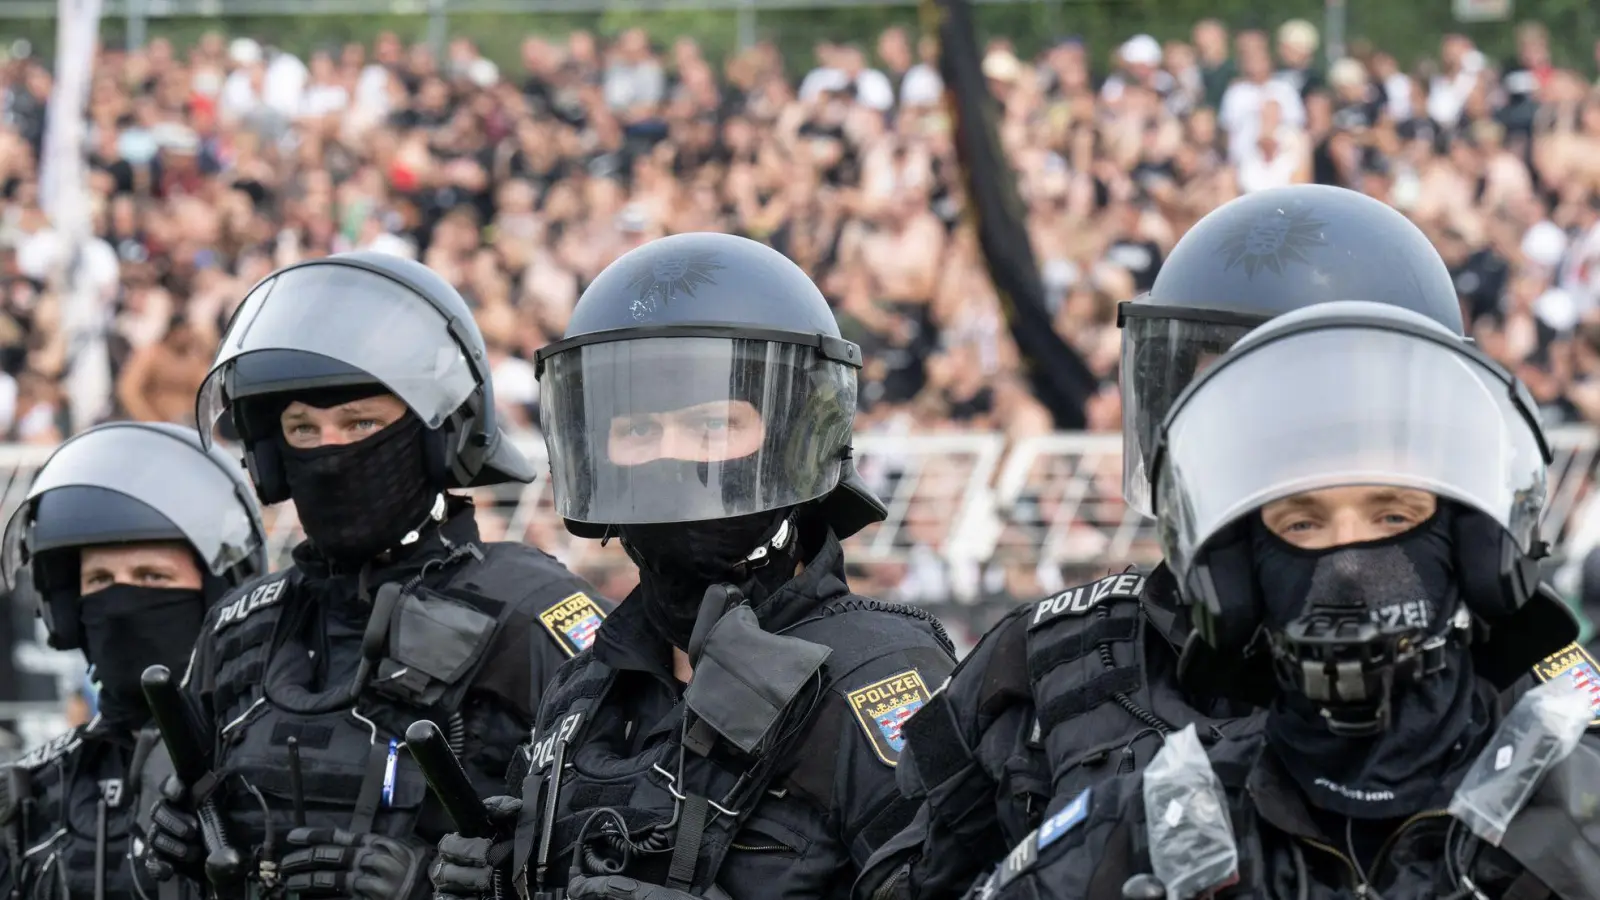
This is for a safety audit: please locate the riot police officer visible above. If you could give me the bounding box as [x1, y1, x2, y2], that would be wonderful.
[428, 232, 957, 900]
[854, 185, 1491, 900]
[144, 252, 609, 900]
[968, 301, 1589, 899]
[0, 422, 268, 900]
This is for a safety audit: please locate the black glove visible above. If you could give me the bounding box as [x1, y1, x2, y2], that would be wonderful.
[280, 827, 428, 900]
[429, 795, 522, 900]
[567, 875, 707, 900]
[144, 775, 205, 883]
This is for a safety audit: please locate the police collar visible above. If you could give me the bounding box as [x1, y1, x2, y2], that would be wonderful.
[593, 594, 677, 682]
[593, 530, 851, 674]
[747, 528, 851, 634]
[1140, 563, 1189, 650]
[291, 495, 480, 580]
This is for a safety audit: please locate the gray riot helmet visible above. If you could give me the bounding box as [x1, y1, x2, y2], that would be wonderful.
[534, 232, 883, 538]
[1120, 185, 1466, 516]
[196, 251, 533, 504]
[1152, 301, 1574, 699]
[3, 422, 268, 650]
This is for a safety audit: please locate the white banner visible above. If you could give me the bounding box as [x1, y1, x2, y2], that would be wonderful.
[41, 0, 111, 433]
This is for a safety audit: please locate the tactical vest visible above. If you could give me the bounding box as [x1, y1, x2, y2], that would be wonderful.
[510, 597, 951, 898]
[205, 541, 604, 873]
[0, 726, 170, 900]
[1023, 571, 1250, 806]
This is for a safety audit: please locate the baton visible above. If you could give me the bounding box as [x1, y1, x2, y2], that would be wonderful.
[406, 719, 494, 838]
[140, 665, 243, 892]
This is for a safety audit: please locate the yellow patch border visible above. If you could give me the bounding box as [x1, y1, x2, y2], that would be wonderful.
[1531, 642, 1600, 727]
[538, 592, 606, 658]
[847, 669, 932, 767]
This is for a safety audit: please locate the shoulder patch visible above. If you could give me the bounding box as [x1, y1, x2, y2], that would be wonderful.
[12, 729, 82, 770]
[1030, 573, 1145, 629]
[1532, 643, 1600, 727]
[847, 669, 932, 767]
[213, 575, 291, 633]
[1037, 786, 1092, 850]
[538, 592, 606, 657]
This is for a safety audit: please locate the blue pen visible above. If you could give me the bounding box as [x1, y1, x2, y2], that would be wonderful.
[381, 739, 399, 808]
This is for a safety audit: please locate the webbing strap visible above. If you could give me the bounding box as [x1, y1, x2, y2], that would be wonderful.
[666, 794, 710, 891]
[1037, 667, 1142, 731]
[1027, 617, 1140, 678]
[348, 742, 388, 834]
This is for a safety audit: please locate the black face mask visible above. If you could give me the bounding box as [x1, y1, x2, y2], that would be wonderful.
[1252, 514, 1489, 819]
[279, 414, 439, 564]
[620, 507, 795, 650]
[79, 584, 208, 731]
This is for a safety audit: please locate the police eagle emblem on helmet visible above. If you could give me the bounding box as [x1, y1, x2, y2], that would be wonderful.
[1218, 205, 1328, 277]
[627, 252, 725, 321]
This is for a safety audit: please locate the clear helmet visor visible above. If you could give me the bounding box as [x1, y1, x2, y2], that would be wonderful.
[539, 336, 857, 526]
[1, 427, 261, 587]
[197, 265, 478, 445]
[1120, 311, 1257, 516]
[1155, 328, 1547, 585]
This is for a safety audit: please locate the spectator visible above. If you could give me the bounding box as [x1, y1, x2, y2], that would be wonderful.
[115, 314, 212, 424]
[1192, 19, 1235, 110]
[1219, 29, 1306, 140]
[4, 18, 1600, 603]
[1274, 19, 1323, 98]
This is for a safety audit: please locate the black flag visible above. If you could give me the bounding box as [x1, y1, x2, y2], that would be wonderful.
[923, 0, 1100, 428]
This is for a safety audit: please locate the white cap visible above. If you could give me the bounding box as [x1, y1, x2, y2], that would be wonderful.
[1277, 20, 1320, 53]
[1120, 34, 1161, 68]
[1328, 58, 1367, 89]
[1521, 220, 1568, 269]
[467, 58, 499, 88]
[228, 38, 262, 66]
[982, 50, 1022, 82]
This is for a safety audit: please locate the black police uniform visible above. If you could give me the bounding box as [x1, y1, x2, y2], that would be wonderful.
[433, 232, 956, 900]
[183, 501, 608, 881]
[857, 185, 1475, 900]
[511, 534, 954, 899]
[972, 678, 1600, 900]
[0, 422, 271, 900]
[860, 568, 1259, 900]
[147, 252, 609, 899]
[965, 303, 1584, 900]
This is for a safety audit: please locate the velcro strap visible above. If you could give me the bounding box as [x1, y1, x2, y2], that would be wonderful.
[853, 793, 921, 862]
[1027, 617, 1140, 680]
[1037, 667, 1142, 732]
[899, 692, 969, 789]
[666, 794, 710, 890]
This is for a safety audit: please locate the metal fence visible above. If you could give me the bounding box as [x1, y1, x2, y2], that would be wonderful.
[1, 425, 1596, 751]
[0, 426, 1593, 572]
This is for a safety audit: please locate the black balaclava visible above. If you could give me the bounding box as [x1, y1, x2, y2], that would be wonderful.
[277, 408, 439, 565]
[79, 584, 208, 731]
[620, 505, 801, 650]
[1252, 511, 1489, 819]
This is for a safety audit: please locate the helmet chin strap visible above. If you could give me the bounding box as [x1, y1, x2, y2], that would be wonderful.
[397, 493, 448, 548]
[739, 516, 794, 571]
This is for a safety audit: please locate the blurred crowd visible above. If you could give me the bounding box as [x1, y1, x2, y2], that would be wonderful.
[2, 17, 1600, 619]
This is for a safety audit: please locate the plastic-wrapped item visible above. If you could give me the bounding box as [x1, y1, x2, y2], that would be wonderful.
[1448, 676, 1594, 846]
[1142, 725, 1238, 900]
[1499, 738, 1600, 900]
